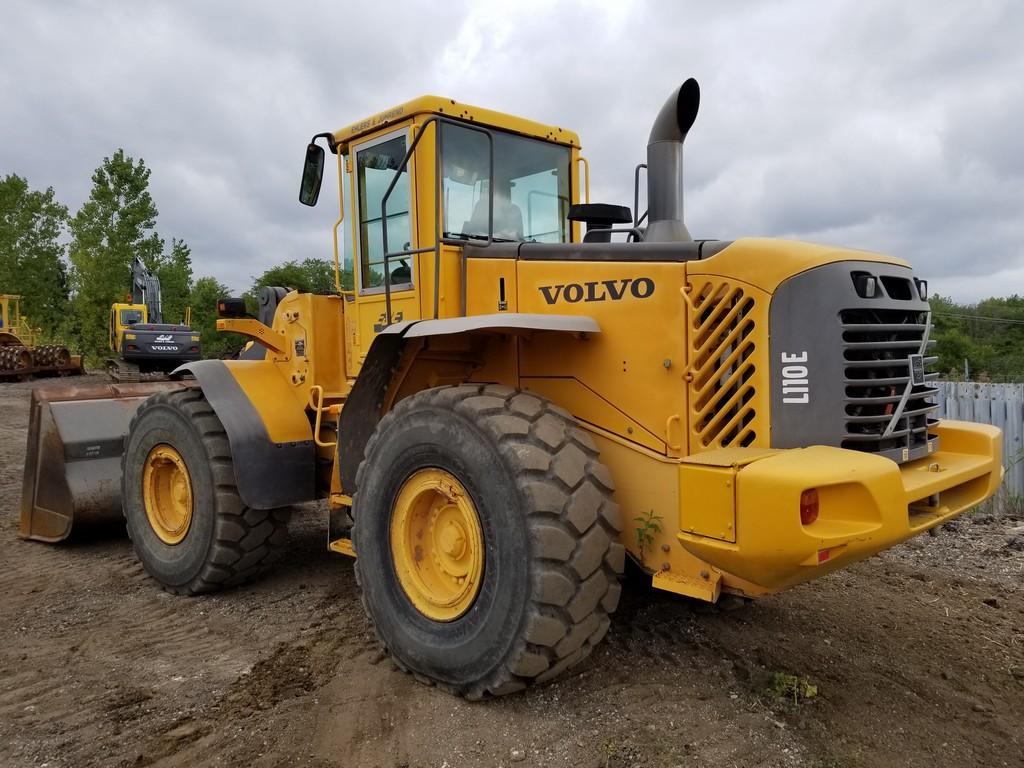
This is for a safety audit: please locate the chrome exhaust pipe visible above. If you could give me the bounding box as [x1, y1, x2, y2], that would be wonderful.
[645, 78, 700, 243]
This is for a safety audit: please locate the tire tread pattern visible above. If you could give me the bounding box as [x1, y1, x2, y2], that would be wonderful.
[123, 389, 291, 596]
[353, 384, 624, 698]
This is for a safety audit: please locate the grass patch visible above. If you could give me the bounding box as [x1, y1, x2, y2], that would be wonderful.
[765, 671, 818, 704]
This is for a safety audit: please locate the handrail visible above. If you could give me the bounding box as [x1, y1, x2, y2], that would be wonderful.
[633, 163, 647, 229]
[576, 155, 590, 204]
[380, 116, 495, 324]
[308, 385, 340, 448]
[331, 151, 354, 296]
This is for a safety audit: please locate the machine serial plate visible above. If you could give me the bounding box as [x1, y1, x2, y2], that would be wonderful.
[909, 353, 925, 386]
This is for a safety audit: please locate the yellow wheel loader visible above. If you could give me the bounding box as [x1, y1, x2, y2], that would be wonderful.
[20, 79, 1002, 698]
[1, 294, 83, 380]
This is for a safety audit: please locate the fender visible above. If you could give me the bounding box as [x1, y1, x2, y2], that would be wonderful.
[174, 359, 316, 509]
[336, 312, 600, 492]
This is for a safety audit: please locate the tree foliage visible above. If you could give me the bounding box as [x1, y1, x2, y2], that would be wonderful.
[188, 275, 242, 358]
[244, 257, 343, 314]
[251, 257, 338, 294]
[67, 149, 195, 361]
[932, 293, 1024, 382]
[0, 174, 70, 335]
[154, 237, 194, 325]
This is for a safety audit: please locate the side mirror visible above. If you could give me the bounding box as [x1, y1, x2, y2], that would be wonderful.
[299, 143, 325, 206]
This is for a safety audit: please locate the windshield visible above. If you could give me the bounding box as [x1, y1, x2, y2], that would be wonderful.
[120, 309, 144, 325]
[441, 123, 571, 243]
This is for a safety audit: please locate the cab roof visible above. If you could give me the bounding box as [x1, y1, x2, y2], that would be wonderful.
[331, 95, 581, 152]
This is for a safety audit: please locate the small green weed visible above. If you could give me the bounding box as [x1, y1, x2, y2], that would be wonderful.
[766, 671, 818, 704]
[633, 509, 662, 564]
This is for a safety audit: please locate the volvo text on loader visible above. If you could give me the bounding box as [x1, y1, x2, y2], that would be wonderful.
[20, 79, 1002, 698]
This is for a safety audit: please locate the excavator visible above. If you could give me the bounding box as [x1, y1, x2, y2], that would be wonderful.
[20, 79, 1002, 698]
[106, 256, 201, 380]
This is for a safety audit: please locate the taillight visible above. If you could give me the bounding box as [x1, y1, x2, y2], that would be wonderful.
[127, 344, 138, 351]
[189, 346, 198, 352]
[800, 489, 819, 525]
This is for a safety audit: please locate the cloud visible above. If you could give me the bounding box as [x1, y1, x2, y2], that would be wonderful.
[1, 0, 1021, 301]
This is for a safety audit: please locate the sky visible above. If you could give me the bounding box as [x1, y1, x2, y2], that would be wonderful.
[2, 0, 1022, 301]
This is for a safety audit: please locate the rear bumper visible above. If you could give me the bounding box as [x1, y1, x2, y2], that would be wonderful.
[677, 420, 1003, 593]
[121, 345, 201, 363]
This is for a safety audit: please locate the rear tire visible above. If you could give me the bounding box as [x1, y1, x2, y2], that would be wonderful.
[353, 384, 624, 698]
[121, 388, 291, 595]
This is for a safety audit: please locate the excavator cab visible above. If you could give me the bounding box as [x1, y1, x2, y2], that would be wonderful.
[109, 303, 148, 352]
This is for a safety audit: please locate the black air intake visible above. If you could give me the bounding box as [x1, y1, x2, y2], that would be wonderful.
[645, 78, 700, 243]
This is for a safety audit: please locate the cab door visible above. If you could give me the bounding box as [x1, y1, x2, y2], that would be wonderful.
[349, 125, 420, 364]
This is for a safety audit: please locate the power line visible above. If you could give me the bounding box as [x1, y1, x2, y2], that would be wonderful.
[933, 312, 1024, 326]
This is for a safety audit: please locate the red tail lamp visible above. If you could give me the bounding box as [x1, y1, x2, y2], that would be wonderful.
[800, 488, 819, 526]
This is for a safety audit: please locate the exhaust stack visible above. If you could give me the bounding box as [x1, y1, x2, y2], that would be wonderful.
[645, 78, 700, 243]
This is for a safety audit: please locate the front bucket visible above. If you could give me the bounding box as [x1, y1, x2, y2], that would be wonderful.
[19, 381, 189, 542]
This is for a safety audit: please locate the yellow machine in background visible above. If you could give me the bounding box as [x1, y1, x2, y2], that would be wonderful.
[0, 294, 81, 379]
[106, 257, 200, 380]
[21, 79, 1002, 699]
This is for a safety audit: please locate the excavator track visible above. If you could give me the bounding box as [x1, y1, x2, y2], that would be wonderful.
[106, 358, 170, 383]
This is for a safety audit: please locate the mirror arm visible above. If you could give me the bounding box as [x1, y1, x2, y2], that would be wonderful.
[311, 131, 339, 154]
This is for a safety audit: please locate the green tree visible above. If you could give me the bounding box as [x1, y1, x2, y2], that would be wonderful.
[153, 238, 194, 325]
[244, 257, 342, 314]
[0, 174, 70, 334]
[931, 292, 1024, 382]
[252, 257, 337, 294]
[188, 275, 241, 358]
[68, 150, 164, 358]
[67, 149, 195, 361]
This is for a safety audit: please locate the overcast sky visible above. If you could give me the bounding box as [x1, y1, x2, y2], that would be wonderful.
[2, 0, 1021, 301]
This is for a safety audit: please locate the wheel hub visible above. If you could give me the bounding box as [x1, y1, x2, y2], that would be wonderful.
[142, 444, 193, 545]
[390, 469, 483, 621]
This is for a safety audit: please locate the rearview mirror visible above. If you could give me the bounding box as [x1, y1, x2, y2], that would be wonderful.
[299, 143, 325, 206]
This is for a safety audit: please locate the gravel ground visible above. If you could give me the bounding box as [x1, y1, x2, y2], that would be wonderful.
[1, 375, 1021, 768]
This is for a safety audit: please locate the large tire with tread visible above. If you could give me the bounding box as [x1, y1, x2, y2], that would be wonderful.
[353, 383, 624, 698]
[121, 388, 291, 595]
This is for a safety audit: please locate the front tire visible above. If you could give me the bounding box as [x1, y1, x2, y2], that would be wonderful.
[121, 388, 291, 595]
[353, 384, 624, 698]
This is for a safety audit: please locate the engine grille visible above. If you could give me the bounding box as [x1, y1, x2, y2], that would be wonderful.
[690, 279, 761, 450]
[840, 307, 939, 462]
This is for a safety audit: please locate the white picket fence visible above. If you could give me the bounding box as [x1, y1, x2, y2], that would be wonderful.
[934, 381, 1024, 495]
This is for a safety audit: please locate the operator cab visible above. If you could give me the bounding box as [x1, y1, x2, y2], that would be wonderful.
[297, 96, 588, 363]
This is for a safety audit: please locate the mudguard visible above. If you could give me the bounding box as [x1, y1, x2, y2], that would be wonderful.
[336, 313, 600, 492]
[175, 359, 316, 509]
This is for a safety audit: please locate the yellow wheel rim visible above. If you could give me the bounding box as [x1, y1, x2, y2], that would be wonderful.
[389, 468, 484, 622]
[142, 444, 193, 545]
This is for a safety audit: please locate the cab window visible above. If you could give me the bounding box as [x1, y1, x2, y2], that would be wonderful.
[441, 123, 571, 244]
[120, 309, 144, 325]
[355, 132, 413, 293]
